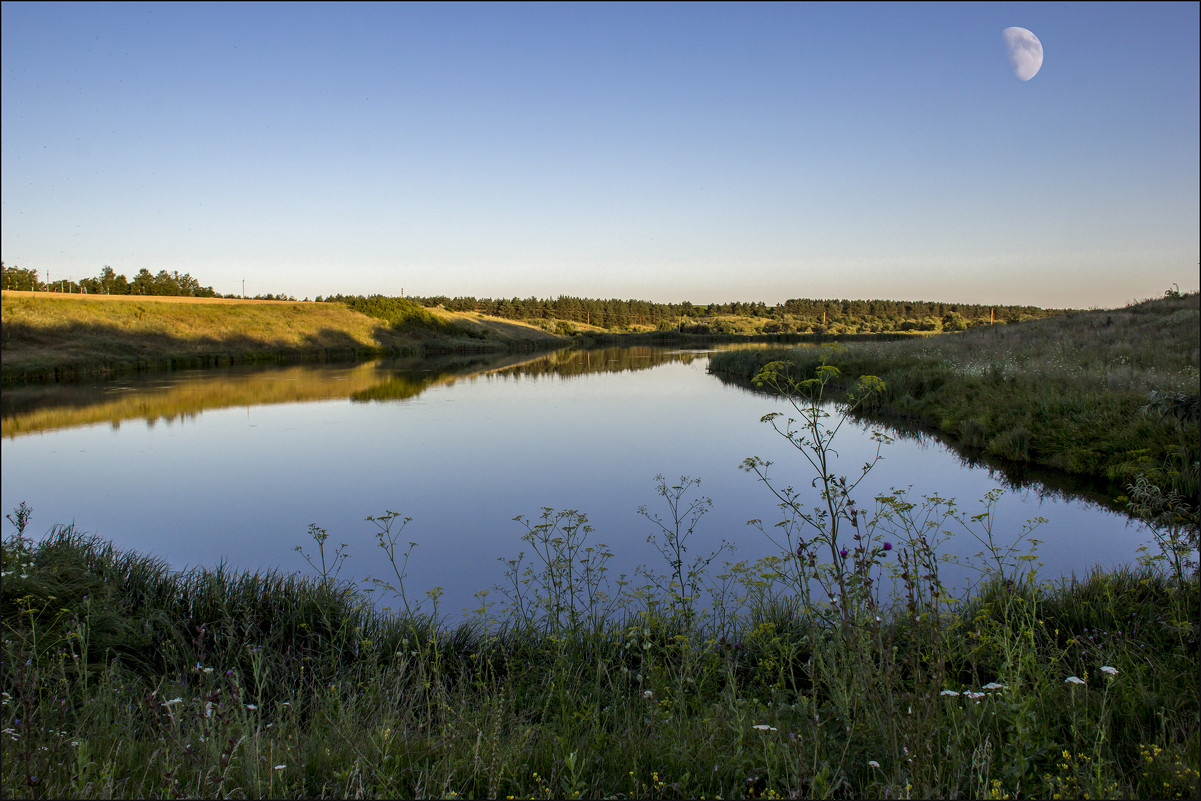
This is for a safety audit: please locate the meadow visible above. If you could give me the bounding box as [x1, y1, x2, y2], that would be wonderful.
[710, 291, 1200, 508]
[2, 324, 1197, 798]
[0, 292, 562, 385]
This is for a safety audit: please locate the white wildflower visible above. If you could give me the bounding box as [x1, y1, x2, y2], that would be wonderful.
[273, 764, 287, 770]
[1100, 666, 1118, 677]
[245, 704, 258, 710]
[964, 691, 986, 701]
[162, 697, 183, 706]
[982, 682, 1007, 691]
[939, 690, 960, 697]
[752, 724, 778, 732]
[868, 760, 881, 769]
[643, 690, 654, 699]
[1065, 676, 1086, 685]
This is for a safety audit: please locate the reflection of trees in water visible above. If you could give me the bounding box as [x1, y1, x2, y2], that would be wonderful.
[2, 346, 750, 435]
[352, 347, 704, 400]
[3, 361, 387, 436]
[488, 346, 704, 380]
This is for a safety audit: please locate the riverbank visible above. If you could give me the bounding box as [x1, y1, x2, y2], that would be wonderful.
[710, 292, 1200, 504]
[2, 520, 1196, 800]
[0, 292, 567, 385]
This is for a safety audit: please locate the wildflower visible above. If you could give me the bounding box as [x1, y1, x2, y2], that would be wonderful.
[839, 548, 849, 558]
[752, 724, 778, 731]
[273, 764, 287, 770]
[883, 542, 893, 551]
[643, 690, 654, 699]
[245, 704, 258, 710]
[868, 760, 881, 769]
[982, 682, 1007, 691]
[1065, 676, 1086, 685]
[1100, 665, 1118, 676]
[162, 697, 183, 706]
[964, 691, 986, 701]
[939, 690, 960, 697]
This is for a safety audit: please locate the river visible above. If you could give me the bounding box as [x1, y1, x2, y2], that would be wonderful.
[1, 345, 1151, 621]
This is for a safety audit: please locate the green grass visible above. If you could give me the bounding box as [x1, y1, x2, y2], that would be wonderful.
[2, 494, 1197, 799]
[709, 292, 1201, 503]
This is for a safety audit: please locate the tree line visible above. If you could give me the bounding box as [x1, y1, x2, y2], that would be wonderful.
[1, 263, 218, 298]
[397, 294, 1057, 333]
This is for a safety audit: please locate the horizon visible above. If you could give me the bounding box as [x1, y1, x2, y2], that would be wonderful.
[2, 2, 1198, 308]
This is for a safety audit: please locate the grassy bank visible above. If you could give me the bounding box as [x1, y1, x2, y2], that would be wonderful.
[2, 507, 1197, 800]
[0, 292, 565, 385]
[710, 292, 1201, 504]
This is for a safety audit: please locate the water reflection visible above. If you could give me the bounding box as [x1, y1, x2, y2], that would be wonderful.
[711, 370, 1127, 514]
[2, 344, 775, 438]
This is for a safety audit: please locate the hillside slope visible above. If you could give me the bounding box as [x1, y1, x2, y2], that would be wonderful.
[0, 292, 564, 383]
[710, 292, 1200, 501]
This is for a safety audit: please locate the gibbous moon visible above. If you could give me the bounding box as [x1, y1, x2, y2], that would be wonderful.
[1002, 26, 1043, 81]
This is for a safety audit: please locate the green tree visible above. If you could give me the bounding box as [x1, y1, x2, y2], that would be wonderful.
[942, 311, 968, 332]
[129, 268, 155, 295]
[1, 263, 41, 291]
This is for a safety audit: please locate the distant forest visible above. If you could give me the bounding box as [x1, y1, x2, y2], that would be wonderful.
[2, 262, 1059, 334]
[378, 294, 1059, 334]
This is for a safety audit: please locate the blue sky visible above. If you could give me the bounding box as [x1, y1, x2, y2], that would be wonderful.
[2, 2, 1197, 307]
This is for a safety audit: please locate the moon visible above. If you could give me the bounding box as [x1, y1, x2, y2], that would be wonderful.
[1002, 27, 1043, 81]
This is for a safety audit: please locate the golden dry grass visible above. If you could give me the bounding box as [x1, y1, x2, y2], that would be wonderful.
[1, 292, 562, 383]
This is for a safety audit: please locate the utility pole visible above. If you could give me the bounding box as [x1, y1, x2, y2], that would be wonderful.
[242, 279, 245, 299]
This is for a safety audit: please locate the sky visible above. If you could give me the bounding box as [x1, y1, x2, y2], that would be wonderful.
[2, 2, 1198, 308]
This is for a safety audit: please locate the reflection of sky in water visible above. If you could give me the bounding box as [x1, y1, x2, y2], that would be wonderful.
[1, 355, 1150, 620]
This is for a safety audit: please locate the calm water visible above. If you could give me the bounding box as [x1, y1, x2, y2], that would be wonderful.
[2, 346, 1151, 619]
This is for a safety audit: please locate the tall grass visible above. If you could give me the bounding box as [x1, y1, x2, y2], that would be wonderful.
[710, 292, 1200, 504]
[3, 514, 1196, 798]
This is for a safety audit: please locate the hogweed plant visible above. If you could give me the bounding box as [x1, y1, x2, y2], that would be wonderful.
[293, 523, 349, 585]
[361, 510, 419, 619]
[740, 348, 892, 625]
[637, 474, 733, 626]
[502, 508, 617, 635]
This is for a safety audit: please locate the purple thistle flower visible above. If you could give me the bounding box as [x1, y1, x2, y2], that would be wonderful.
[839, 548, 849, 558]
[883, 542, 893, 551]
